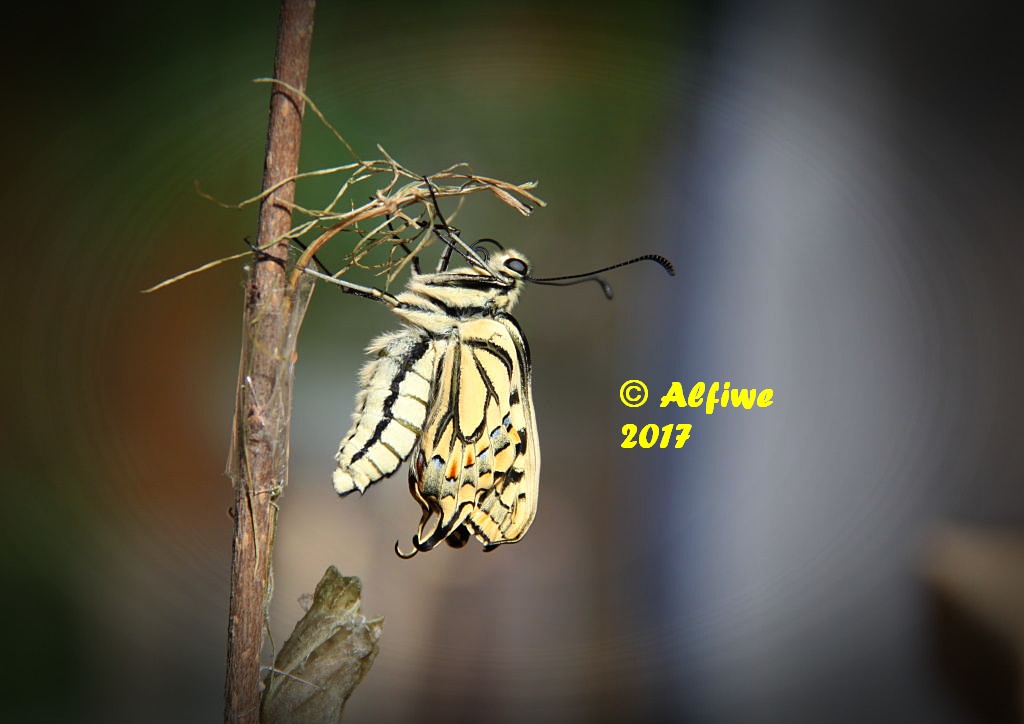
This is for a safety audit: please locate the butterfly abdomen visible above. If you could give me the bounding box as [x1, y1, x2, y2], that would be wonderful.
[333, 330, 437, 495]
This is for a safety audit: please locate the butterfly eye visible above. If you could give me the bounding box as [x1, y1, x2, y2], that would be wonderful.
[504, 258, 528, 276]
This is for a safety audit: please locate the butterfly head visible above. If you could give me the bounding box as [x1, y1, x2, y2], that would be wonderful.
[476, 249, 529, 311]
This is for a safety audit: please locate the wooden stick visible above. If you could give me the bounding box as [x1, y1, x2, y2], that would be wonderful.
[224, 1, 315, 721]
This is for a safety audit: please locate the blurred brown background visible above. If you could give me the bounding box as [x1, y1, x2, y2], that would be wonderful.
[3, 1, 1024, 722]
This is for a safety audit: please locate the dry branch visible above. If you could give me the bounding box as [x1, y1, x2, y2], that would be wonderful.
[224, 1, 315, 722]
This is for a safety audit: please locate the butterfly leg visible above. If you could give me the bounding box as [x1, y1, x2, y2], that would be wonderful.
[298, 265, 401, 307]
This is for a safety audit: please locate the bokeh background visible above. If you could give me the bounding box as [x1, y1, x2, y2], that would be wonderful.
[3, 1, 1024, 722]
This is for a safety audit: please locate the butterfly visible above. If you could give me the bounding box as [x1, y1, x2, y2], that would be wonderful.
[305, 187, 674, 557]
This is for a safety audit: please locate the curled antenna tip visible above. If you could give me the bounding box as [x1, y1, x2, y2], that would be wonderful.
[641, 254, 675, 276]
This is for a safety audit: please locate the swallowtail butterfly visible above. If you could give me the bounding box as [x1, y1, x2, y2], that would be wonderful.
[305, 185, 673, 557]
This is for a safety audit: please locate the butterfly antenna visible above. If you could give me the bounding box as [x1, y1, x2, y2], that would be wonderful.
[529, 254, 675, 300]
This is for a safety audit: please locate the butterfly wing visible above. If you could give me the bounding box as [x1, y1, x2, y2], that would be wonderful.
[405, 314, 539, 553]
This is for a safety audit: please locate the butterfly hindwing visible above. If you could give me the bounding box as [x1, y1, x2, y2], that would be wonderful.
[409, 315, 539, 551]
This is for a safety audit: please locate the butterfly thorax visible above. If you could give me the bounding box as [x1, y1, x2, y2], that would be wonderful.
[393, 250, 528, 333]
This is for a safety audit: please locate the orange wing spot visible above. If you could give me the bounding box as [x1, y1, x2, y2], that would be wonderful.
[446, 457, 460, 480]
[464, 448, 475, 467]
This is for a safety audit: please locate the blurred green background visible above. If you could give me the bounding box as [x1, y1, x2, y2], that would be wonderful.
[4, 1, 1024, 723]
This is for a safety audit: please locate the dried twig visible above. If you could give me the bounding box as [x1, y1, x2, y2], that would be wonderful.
[147, 77, 543, 298]
[144, 163, 543, 295]
[224, 1, 315, 722]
